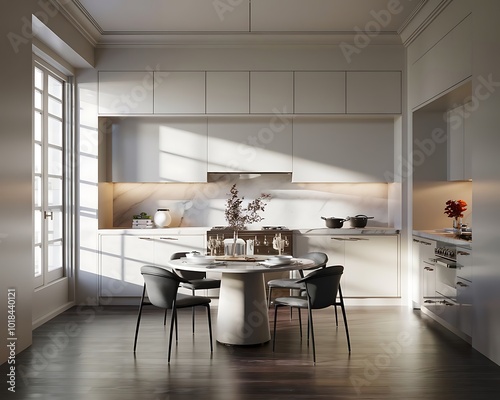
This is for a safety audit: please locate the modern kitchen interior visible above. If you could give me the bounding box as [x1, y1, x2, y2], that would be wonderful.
[2, 0, 500, 397]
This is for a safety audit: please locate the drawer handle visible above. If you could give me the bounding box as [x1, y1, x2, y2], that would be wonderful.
[457, 251, 470, 256]
[138, 237, 152, 240]
[159, 237, 179, 240]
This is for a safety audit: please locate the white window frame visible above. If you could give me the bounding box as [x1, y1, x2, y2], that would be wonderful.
[33, 56, 74, 288]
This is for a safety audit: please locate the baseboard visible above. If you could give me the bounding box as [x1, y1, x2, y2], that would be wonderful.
[32, 301, 75, 330]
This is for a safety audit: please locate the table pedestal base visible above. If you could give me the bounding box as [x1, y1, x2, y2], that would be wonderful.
[216, 273, 270, 345]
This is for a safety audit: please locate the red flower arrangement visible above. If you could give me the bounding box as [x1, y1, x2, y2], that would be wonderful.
[444, 199, 468, 219]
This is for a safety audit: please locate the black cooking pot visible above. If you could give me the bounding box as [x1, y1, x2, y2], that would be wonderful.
[321, 216, 349, 229]
[349, 214, 374, 228]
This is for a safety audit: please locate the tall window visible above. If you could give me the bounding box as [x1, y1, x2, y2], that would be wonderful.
[33, 59, 70, 288]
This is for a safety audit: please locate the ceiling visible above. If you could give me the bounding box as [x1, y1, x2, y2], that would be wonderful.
[59, 0, 425, 46]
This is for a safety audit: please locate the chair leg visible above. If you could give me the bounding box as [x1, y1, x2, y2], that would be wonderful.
[338, 286, 351, 352]
[168, 306, 177, 363]
[308, 305, 316, 363]
[133, 285, 147, 352]
[191, 288, 196, 334]
[205, 304, 213, 352]
[297, 307, 302, 338]
[334, 304, 339, 327]
[164, 309, 168, 326]
[272, 304, 280, 352]
[175, 310, 178, 342]
[267, 286, 273, 308]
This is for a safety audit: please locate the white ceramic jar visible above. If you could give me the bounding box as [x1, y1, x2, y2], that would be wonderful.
[153, 208, 172, 228]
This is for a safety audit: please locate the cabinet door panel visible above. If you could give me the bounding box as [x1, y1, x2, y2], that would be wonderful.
[347, 71, 401, 114]
[206, 72, 249, 114]
[292, 118, 394, 182]
[99, 72, 154, 115]
[409, 16, 471, 109]
[208, 117, 292, 172]
[99, 235, 154, 297]
[343, 236, 399, 297]
[250, 72, 293, 114]
[294, 71, 345, 114]
[111, 118, 207, 182]
[154, 71, 205, 114]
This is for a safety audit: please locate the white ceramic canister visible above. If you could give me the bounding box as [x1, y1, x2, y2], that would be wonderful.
[153, 208, 172, 228]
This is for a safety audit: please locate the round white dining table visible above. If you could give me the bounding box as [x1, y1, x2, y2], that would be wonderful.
[166, 256, 315, 345]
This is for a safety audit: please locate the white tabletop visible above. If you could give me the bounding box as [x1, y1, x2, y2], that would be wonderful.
[168, 256, 315, 274]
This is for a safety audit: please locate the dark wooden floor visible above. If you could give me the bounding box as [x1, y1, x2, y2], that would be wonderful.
[3, 305, 500, 399]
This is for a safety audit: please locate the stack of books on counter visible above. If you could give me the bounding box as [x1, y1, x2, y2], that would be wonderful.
[132, 219, 153, 229]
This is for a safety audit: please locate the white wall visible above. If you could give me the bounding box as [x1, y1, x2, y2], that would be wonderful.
[470, 0, 500, 365]
[0, 1, 93, 364]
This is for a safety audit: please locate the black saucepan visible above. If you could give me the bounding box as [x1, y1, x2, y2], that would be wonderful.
[349, 214, 374, 228]
[321, 216, 349, 229]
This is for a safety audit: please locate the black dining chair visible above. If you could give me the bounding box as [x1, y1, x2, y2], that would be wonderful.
[134, 265, 213, 362]
[272, 265, 351, 363]
[168, 251, 221, 333]
[267, 252, 328, 309]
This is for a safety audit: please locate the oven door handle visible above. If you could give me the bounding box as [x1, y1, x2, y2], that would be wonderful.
[436, 258, 457, 269]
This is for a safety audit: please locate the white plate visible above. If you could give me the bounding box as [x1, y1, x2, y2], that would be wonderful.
[185, 256, 214, 265]
[263, 256, 293, 266]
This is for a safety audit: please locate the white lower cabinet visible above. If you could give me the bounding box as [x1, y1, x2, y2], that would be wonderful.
[99, 234, 206, 299]
[294, 234, 399, 298]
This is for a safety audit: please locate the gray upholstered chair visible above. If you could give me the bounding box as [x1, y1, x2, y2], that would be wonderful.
[272, 265, 351, 363]
[267, 251, 328, 308]
[169, 251, 221, 333]
[134, 265, 213, 362]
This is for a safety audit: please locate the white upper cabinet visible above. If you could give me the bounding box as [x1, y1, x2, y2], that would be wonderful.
[294, 71, 346, 114]
[98, 71, 154, 115]
[110, 118, 207, 182]
[292, 117, 394, 182]
[447, 104, 472, 181]
[207, 117, 292, 172]
[154, 71, 205, 114]
[250, 72, 294, 114]
[346, 71, 401, 114]
[206, 72, 249, 114]
[409, 15, 471, 109]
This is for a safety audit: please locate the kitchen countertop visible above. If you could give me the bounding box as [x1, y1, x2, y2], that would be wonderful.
[295, 227, 400, 235]
[98, 227, 400, 236]
[98, 227, 210, 235]
[413, 229, 472, 248]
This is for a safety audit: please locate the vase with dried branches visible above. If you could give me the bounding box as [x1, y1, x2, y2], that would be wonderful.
[224, 184, 271, 256]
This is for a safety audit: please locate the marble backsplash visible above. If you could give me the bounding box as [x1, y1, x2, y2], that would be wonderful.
[107, 174, 392, 230]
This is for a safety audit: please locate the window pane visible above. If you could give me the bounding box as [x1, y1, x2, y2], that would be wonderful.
[48, 240, 63, 272]
[34, 176, 42, 208]
[48, 210, 63, 241]
[34, 143, 42, 174]
[34, 111, 42, 141]
[34, 245, 42, 277]
[48, 96, 62, 118]
[48, 146, 62, 176]
[34, 67, 43, 90]
[48, 75, 63, 99]
[48, 177, 63, 207]
[34, 90, 42, 110]
[48, 117, 62, 146]
[34, 210, 42, 244]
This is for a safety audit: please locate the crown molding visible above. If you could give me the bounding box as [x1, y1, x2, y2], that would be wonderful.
[53, 0, 101, 47]
[399, 0, 454, 47]
[95, 31, 403, 48]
